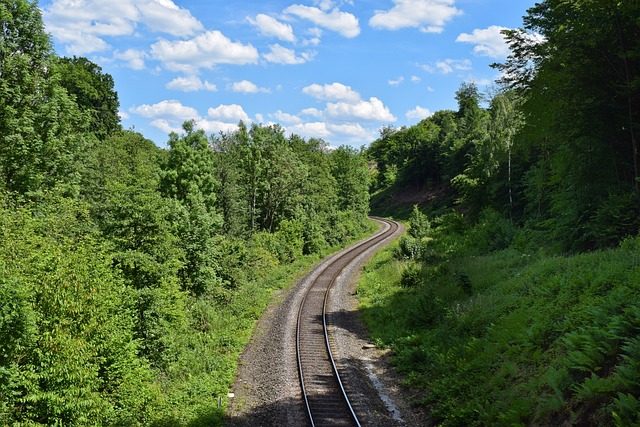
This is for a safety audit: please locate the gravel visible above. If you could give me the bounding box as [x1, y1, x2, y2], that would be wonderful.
[225, 221, 431, 426]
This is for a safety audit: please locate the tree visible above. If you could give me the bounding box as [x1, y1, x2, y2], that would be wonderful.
[55, 56, 120, 139]
[161, 122, 223, 295]
[0, 0, 89, 196]
[329, 145, 370, 218]
[497, 0, 640, 249]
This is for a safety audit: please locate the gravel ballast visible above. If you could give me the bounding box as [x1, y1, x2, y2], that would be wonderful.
[225, 221, 430, 426]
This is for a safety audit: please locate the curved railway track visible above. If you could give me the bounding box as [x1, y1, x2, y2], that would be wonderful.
[296, 218, 400, 427]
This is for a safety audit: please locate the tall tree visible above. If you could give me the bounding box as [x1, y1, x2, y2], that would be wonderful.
[496, 0, 640, 248]
[55, 56, 120, 139]
[0, 0, 88, 196]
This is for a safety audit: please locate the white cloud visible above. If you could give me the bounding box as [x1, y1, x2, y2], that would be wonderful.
[421, 58, 472, 74]
[369, 0, 461, 33]
[248, 14, 296, 42]
[118, 110, 129, 120]
[150, 119, 182, 134]
[150, 30, 259, 74]
[130, 100, 200, 122]
[287, 122, 333, 138]
[312, 0, 355, 11]
[166, 76, 217, 92]
[287, 121, 374, 146]
[302, 36, 322, 46]
[456, 25, 510, 58]
[272, 110, 303, 124]
[326, 97, 396, 122]
[263, 44, 316, 64]
[411, 75, 421, 83]
[195, 120, 243, 135]
[137, 0, 203, 36]
[328, 122, 370, 138]
[314, 0, 334, 10]
[388, 76, 404, 86]
[284, 5, 360, 38]
[307, 27, 323, 38]
[437, 58, 472, 74]
[406, 106, 432, 119]
[228, 80, 271, 94]
[302, 82, 361, 102]
[300, 107, 324, 118]
[114, 49, 147, 70]
[464, 76, 492, 86]
[207, 104, 250, 122]
[42, 0, 203, 55]
[130, 100, 248, 136]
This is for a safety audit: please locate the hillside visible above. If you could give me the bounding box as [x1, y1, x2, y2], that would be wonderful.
[359, 1, 640, 424]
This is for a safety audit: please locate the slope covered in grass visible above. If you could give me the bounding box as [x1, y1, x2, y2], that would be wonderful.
[358, 222, 640, 426]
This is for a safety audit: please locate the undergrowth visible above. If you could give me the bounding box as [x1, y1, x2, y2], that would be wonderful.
[358, 211, 640, 426]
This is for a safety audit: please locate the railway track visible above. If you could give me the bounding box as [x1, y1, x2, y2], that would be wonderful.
[296, 218, 400, 426]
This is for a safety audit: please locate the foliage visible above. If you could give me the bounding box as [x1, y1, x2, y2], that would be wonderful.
[55, 56, 121, 139]
[0, 5, 373, 422]
[359, 221, 640, 426]
[0, 195, 157, 426]
[0, 0, 90, 197]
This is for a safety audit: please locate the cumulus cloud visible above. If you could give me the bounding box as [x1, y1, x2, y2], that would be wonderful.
[42, 0, 203, 55]
[272, 110, 303, 124]
[248, 14, 296, 42]
[326, 98, 396, 122]
[130, 100, 199, 122]
[166, 76, 217, 92]
[300, 83, 395, 123]
[227, 80, 271, 94]
[406, 106, 432, 120]
[284, 5, 360, 38]
[302, 82, 361, 102]
[263, 44, 316, 64]
[369, 0, 461, 33]
[456, 25, 510, 58]
[286, 121, 375, 146]
[150, 31, 259, 74]
[130, 100, 249, 136]
[150, 119, 182, 134]
[195, 120, 243, 135]
[286, 122, 332, 138]
[300, 107, 324, 118]
[207, 104, 250, 122]
[114, 49, 147, 70]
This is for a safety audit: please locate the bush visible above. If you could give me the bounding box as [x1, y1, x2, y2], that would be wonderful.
[467, 208, 516, 253]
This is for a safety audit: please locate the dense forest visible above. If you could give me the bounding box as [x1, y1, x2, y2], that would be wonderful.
[362, 0, 640, 425]
[0, 1, 372, 424]
[2, 0, 640, 425]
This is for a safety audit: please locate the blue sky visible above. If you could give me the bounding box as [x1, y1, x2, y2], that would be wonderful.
[39, 0, 536, 148]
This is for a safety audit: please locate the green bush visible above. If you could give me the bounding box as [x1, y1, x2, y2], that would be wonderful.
[358, 230, 640, 426]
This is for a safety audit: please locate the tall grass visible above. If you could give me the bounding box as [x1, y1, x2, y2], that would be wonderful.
[358, 220, 640, 426]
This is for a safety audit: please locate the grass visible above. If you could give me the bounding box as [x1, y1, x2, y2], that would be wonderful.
[358, 232, 640, 426]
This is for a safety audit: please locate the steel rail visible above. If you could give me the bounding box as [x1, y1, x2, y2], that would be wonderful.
[296, 218, 399, 426]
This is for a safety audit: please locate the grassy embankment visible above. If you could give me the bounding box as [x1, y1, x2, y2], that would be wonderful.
[358, 206, 640, 426]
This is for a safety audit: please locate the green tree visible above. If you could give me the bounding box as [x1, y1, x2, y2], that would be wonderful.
[329, 145, 370, 218]
[0, 195, 157, 425]
[0, 0, 89, 196]
[161, 122, 223, 296]
[55, 56, 120, 139]
[497, 0, 640, 249]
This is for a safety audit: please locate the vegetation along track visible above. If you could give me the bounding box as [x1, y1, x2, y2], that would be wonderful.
[296, 218, 400, 426]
